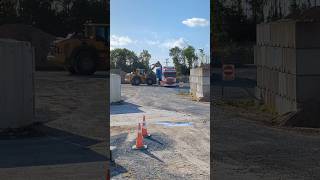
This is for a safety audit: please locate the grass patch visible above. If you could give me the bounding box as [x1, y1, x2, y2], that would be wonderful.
[215, 99, 278, 116]
[177, 91, 190, 96]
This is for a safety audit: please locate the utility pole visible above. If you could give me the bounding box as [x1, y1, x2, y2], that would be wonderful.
[165, 59, 169, 66]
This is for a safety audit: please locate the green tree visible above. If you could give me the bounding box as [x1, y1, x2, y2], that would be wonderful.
[183, 45, 197, 68]
[110, 48, 139, 72]
[248, 0, 266, 23]
[139, 49, 151, 69]
[169, 46, 189, 76]
[289, 0, 299, 14]
[169, 46, 183, 66]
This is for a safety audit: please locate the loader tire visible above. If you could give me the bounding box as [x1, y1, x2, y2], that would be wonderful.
[70, 46, 98, 75]
[131, 76, 141, 86]
[146, 78, 153, 85]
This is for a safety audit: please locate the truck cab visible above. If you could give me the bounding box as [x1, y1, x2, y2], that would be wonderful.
[160, 66, 177, 87]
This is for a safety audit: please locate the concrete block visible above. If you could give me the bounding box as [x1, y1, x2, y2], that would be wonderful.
[255, 87, 262, 100]
[281, 48, 286, 73]
[274, 69, 279, 94]
[198, 76, 210, 86]
[296, 75, 320, 103]
[275, 94, 297, 114]
[295, 22, 320, 49]
[110, 74, 121, 103]
[287, 73, 296, 100]
[257, 66, 262, 87]
[256, 24, 261, 45]
[254, 45, 259, 66]
[265, 23, 271, 45]
[258, 21, 320, 48]
[190, 67, 210, 100]
[0, 39, 35, 129]
[274, 47, 282, 71]
[196, 84, 210, 100]
[285, 48, 296, 74]
[296, 49, 320, 75]
[266, 47, 271, 69]
[270, 22, 282, 47]
[287, 21, 296, 48]
[278, 72, 282, 96]
[189, 81, 196, 94]
[261, 46, 267, 67]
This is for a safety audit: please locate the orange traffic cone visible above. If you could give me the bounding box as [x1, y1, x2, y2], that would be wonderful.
[142, 115, 151, 138]
[132, 123, 147, 150]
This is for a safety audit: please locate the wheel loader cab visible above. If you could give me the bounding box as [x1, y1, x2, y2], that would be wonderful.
[84, 24, 109, 43]
[136, 69, 146, 75]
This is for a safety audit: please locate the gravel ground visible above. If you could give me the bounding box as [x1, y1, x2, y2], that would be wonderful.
[110, 84, 210, 179]
[0, 71, 108, 180]
[213, 66, 320, 179]
[213, 105, 320, 179]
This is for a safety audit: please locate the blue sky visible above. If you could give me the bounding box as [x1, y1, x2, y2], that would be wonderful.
[111, 0, 210, 66]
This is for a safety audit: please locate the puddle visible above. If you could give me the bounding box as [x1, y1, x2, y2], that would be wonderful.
[155, 121, 193, 127]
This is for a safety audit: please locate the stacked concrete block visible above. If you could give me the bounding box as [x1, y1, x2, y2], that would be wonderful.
[189, 67, 210, 101]
[0, 39, 35, 129]
[255, 20, 320, 114]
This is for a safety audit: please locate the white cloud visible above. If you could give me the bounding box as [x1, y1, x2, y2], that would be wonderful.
[145, 40, 160, 45]
[161, 38, 188, 49]
[110, 35, 135, 49]
[182, 18, 209, 27]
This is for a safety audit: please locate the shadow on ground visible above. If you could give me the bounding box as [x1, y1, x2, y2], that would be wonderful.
[0, 124, 106, 168]
[87, 72, 108, 79]
[111, 132, 174, 160]
[141, 149, 164, 163]
[110, 102, 144, 115]
[110, 161, 128, 177]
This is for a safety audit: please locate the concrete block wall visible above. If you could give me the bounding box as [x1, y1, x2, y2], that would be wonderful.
[189, 67, 210, 101]
[255, 20, 320, 114]
[0, 39, 35, 129]
[257, 21, 320, 49]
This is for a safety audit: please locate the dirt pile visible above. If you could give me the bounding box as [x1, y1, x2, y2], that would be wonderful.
[0, 24, 59, 70]
[110, 69, 129, 83]
[282, 101, 320, 128]
[286, 6, 320, 21]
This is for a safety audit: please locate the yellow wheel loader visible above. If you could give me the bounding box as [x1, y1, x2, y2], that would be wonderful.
[47, 22, 109, 75]
[125, 69, 156, 86]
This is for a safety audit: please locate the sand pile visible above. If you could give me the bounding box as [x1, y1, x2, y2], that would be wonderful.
[0, 24, 59, 70]
[286, 6, 320, 21]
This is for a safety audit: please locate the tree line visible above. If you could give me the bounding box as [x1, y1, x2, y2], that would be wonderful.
[110, 46, 208, 76]
[0, 0, 107, 36]
[214, 0, 319, 44]
[212, 0, 317, 66]
[110, 49, 151, 73]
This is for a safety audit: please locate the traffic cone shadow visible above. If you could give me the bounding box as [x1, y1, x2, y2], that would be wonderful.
[145, 136, 164, 145]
